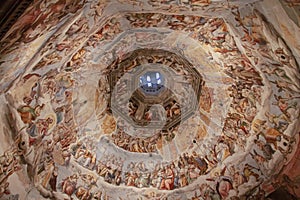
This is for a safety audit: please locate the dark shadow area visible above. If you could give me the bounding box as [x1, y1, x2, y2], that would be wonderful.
[267, 187, 298, 200]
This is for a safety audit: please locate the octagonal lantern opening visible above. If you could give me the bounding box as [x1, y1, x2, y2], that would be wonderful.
[139, 71, 165, 95]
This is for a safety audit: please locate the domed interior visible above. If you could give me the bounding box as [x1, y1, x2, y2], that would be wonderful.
[0, 0, 299, 199]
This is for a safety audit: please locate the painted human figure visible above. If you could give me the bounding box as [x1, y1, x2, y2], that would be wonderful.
[36, 117, 53, 136]
[160, 165, 175, 190]
[191, 151, 208, 174]
[144, 110, 153, 121]
[178, 167, 188, 187]
[17, 104, 44, 124]
[61, 174, 78, 196]
[49, 167, 58, 191]
[217, 178, 233, 199]
[126, 171, 137, 187]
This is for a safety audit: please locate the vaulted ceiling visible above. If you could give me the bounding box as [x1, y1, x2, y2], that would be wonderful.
[0, 0, 299, 199]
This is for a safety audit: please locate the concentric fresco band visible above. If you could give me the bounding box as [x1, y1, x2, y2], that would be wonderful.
[0, 0, 299, 199]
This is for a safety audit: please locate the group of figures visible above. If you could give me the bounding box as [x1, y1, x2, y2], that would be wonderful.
[125, 99, 181, 124]
[72, 139, 210, 190]
[0, 0, 299, 199]
[111, 129, 159, 153]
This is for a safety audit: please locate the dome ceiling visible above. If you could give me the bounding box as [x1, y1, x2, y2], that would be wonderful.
[0, 0, 299, 199]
